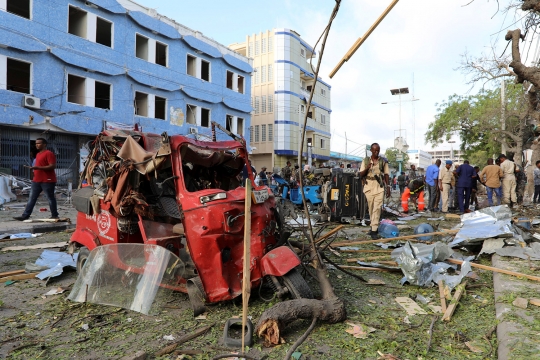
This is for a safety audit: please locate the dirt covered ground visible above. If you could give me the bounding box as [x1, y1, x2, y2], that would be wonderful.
[0, 209, 506, 360]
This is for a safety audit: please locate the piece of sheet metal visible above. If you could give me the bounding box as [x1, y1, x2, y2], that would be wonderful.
[451, 205, 514, 246]
[35, 250, 78, 280]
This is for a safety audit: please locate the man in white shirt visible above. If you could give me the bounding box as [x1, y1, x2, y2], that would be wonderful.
[498, 154, 517, 206]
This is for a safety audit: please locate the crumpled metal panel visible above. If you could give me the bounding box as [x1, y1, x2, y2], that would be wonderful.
[451, 205, 514, 246]
[392, 241, 472, 290]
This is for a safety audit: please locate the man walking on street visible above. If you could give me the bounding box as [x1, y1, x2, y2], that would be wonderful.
[14, 138, 59, 221]
[455, 160, 476, 214]
[534, 160, 540, 203]
[478, 159, 503, 206]
[425, 160, 441, 211]
[499, 154, 517, 206]
[359, 143, 390, 240]
[438, 160, 453, 213]
[397, 171, 406, 194]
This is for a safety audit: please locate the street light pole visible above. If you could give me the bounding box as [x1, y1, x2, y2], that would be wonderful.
[448, 140, 455, 162]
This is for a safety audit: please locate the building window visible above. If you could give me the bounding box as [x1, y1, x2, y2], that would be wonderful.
[94, 81, 111, 110]
[68, 6, 112, 48]
[300, 48, 306, 58]
[261, 124, 266, 142]
[300, 104, 305, 113]
[255, 40, 259, 56]
[134, 92, 148, 117]
[261, 96, 266, 113]
[68, 6, 87, 39]
[254, 97, 260, 114]
[201, 59, 210, 81]
[320, 114, 326, 124]
[268, 64, 273, 82]
[238, 75, 244, 94]
[226, 71, 233, 90]
[261, 65, 266, 83]
[226, 115, 233, 132]
[67, 74, 86, 106]
[6, 58, 31, 94]
[248, 42, 253, 57]
[268, 37, 273, 52]
[155, 96, 166, 120]
[261, 38, 266, 53]
[250, 126, 254, 141]
[201, 108, 210, 128]
[136, 34, 149, 61]
[268, 95, 273, 113]
[320, 88, 326, 97]
[96, 17, 112, 47]
[7, 0, 31, 19]
[155, 41, 167, 67]
[186, 54, 210, 81]
[268, 124, 273, 141]
[320, 138, 326, 149]
[237, 118, 244, 136]
[254, 125, 260, 142]
[186, 104, 197, 125]
[187, 55, 196, 76]
[254, 67, 259, 84]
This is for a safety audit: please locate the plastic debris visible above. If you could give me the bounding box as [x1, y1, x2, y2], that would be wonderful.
[415, 294, 431, 304]
[34, 250, 78, 280]
[81, 324, 89, 331]
[291, 352, 302, 360]
[414, 223, 435, 241]
[163, 335, 175, 341]
[43, 287, 67, 296]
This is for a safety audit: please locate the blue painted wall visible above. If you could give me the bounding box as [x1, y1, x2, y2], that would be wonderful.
[0, 0, 252, 143]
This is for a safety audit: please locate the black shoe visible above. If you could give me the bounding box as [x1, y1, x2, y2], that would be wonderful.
[13, 216, 29, 221]
[370, 230, 380, 240]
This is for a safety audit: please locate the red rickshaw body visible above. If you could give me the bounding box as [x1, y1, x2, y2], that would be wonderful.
[70, 130, 300, 304]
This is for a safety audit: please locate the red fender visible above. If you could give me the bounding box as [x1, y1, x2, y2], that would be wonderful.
[260, 246, 301, 277]
[70, 228, 101, 251]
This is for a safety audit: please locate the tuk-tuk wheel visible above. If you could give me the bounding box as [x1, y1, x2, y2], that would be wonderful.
[306, 201, 313, 213]
[76, 246, 90, 275]
[281, 268, 314, 299]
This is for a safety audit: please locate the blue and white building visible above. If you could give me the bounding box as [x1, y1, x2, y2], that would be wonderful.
[0, 0, 252, 183]
[230, 29, 331, 171]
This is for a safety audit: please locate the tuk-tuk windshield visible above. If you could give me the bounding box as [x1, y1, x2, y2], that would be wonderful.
[179, 143, 244, 192]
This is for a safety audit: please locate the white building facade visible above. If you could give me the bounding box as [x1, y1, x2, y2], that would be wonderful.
[407, 149, 433, 170]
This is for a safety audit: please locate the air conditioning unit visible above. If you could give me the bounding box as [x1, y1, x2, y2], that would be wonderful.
[23, 95, 41, 110]
[189, 127, 198, 134]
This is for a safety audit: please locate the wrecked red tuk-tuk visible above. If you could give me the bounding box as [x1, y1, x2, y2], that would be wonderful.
[68, 129, 312, 314]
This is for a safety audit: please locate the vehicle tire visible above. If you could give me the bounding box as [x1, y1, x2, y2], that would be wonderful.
[305, 201, 313, 213]
[76, 246, 90, 275]
[281, 268, 314, 299]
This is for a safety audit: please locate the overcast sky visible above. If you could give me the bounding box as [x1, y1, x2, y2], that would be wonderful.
[135, 0, 526, 156]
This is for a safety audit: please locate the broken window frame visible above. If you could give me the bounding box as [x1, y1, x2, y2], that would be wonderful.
[67, 5, 113, 48]
[135, 33, 149, 61]
[186, 54, 211, 82]
[67, 74, 87, 106]
[5, 0, 31, 19]
[94, 80, 112, 110]
[134, 91, 149, 117]
[155, 95, 166, 120]
[4, 56, 32, 94]
[155, 41, 168, 67]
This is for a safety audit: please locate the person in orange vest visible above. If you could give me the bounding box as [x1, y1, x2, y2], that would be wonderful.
[401, 178, 425, 213]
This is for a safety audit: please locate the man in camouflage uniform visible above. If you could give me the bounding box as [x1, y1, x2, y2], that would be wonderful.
[515, 164, 526, 205]
[281, 161, 292, 182]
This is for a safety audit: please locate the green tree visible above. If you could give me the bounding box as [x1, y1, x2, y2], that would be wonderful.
[425, 84, 530, 165]
[385, 148, 409, 170]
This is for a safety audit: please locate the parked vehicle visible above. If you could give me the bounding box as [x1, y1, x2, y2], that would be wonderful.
[272, 174, 323, 212]
[68, 128, 312, 315]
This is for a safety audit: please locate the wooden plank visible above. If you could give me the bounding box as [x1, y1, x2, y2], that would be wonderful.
[315, 225, 345, 244]
[340, 265, 401, 273]
[2, 242, 66, 252]
[446, 258, 540, 282]
[331, 229, 459, 247]
[0, 269, 25, 277]
[438, 280, 447, 313]
[0, 273, 39, 281]
[442, 280, 467, 321]
[345, 255, 393, 263]
[339, 249, 393, 254]
[242, 181, 252, 350]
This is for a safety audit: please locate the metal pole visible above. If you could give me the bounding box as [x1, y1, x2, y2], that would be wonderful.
[345, 132, 348, 156]
[501, 79, 506, 154]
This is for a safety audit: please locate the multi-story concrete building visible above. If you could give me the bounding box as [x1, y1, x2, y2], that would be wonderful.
[0, 0, 252, 184]
[229, 29, 331, 171]
[427, 149, 465, 164]
[407, 149, 433, 170]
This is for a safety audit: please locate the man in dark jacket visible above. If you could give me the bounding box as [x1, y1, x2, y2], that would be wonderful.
[397, 171, 406, 194]
[259, 166, 268, 185]
[455, 160, 476, 214]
